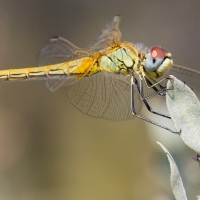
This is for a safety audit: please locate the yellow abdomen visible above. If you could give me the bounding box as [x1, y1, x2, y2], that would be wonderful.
[0, 57, 94, 81]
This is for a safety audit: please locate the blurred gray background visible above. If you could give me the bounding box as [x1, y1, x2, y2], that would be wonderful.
[0, 0, 200, 199]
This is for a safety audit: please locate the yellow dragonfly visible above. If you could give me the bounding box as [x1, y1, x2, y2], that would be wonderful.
[1, 16, 200, 132]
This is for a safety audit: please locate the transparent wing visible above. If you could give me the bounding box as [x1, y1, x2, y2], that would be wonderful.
[42, 58, 94, 92]
[86, 15, 122, 54]
[168, 64, 200, 99]
[68, 72, 142, 120]
[43, 70, 79, 92]
[38, 36, 87, 66]
[142, 64, 200, 100]
[37, 16, 122, 92]
[37, 37, 89, 91]
[37, 15, 122, 66]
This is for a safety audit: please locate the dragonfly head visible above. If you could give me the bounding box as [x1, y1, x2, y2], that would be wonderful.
[144, 46, 173, 78]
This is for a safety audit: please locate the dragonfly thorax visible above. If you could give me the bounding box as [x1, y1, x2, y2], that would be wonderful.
[98, 43, 140, 76]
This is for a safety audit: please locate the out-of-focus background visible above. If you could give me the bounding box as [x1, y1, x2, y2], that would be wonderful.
[0, 0, 200, 199]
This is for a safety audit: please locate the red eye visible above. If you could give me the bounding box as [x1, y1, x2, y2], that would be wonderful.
[150, 46, 166, 59]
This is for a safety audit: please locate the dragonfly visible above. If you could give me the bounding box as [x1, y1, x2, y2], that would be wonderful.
[1, 16, 200, 132]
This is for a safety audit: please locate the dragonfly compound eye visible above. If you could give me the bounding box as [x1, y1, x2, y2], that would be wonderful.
[150, 46, 166, 59]
[145, 46, 166, 72]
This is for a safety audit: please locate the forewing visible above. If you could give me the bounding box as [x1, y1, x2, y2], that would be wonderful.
[142, 64, 200, 100]
[68, 72, 142, 120]
[167, 64, 200, 99]
[86, 16, 122, 53]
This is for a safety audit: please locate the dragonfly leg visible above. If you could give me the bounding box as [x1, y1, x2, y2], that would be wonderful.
[131, 78, 179, 134]
[145, 77, 166, 97]
[144, 76, 175, 97]
[135, 76, 171, 119]
[143, 76, 175, 100]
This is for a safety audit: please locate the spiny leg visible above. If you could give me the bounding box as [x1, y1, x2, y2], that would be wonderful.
[133, 76, 171, 119]
[131, 76, 179, 134]
[144, 77, 166, 97]
[144, 76, 174, 98]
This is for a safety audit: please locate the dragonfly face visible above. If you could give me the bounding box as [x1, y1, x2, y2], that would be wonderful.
[144, 46, 173, 78]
